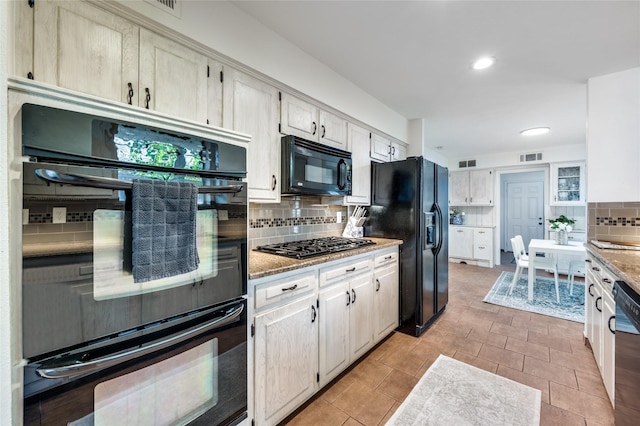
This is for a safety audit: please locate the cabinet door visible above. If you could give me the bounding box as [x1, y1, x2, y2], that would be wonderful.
[469, 169, 494, 205]
[139, 28, 208, 123]
[390, 141, 407, 161]
[349, 273, 374, 361]
[373, 264, 399, 342]
[602, 290, 615, 404]
[254, 294, 318, 426]
[318, 282, 350, 387]
[345, 123, 371, 205]
[449, 226, 474, 259]
[551, 162, 586, 205]
[473, 228, 493, 261]
[370, 132, 391, 162]
[223, 68, 281, 203]
[318, 110, 348, 150]
[449, 171, 469, 205]
[280, 93, 319, 141]
[207, 60, 224, 128]
[585, 269, 596, 343]
[592, 280, 603, 368]
[34, 0, 139, 104]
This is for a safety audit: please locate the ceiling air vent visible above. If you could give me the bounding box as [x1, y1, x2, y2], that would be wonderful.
[519, 152, 543, 162]
[145, 0, 181, 17]
[458, 160, 477, 168]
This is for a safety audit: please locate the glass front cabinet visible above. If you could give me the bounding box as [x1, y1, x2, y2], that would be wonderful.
[550, 161, 586, 205]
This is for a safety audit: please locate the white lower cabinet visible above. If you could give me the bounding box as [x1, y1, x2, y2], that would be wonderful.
[253, 293, 318, 426]
[373, 249, 400, 342]
[250, 246, 399, 425]
[584, 254, 616, 405]
[319, 258, 374, 387]
[449, 226, 494, 267]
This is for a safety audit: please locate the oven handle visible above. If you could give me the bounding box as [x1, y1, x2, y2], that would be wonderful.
[35, 168, 244, 194]
[36, 303, 244, 379]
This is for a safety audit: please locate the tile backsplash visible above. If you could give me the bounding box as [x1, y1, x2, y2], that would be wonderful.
[249, 197, 348, 249]
[588, 201, 640, 244]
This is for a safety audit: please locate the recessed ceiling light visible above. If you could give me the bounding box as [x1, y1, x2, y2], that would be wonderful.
[520, 127, 550, 136]
[472, 56, 495, 70]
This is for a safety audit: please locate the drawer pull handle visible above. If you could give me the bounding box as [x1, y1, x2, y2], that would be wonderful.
[595, 296, 602, 312]
[608, 316, 615, 334]
[281, 284, 298, 292]
[588, 283, 594, 297]
[346, 267, 356, 272]
[384, 255, 393, 260]
[351, 289, 356, 304]
[376, 279, 381, 292]
[311, 305, 317, 323]
[346, 291, 351, 306]
[592, 266, 601, 272]
[603, 278, 612, 284]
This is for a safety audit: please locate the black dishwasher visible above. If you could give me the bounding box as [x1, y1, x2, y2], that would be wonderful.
[613, 280, 640, 425]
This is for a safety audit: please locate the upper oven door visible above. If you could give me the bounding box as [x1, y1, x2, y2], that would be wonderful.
[22, 160, 247, 361]
[281, 135, 352, 196]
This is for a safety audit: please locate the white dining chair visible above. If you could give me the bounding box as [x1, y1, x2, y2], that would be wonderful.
[509, 236, 560, 303]
[567, 259, 586, 295]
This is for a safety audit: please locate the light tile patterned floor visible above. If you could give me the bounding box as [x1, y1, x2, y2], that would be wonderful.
[282, 254, 614, 426]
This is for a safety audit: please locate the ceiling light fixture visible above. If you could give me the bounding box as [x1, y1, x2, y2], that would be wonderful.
[520, 127, 550, 136]
[472, 56, 495, 70]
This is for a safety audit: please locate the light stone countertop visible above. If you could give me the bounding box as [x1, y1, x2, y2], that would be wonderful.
[249, 237, 403, 280]
[586, 242, 640, 295]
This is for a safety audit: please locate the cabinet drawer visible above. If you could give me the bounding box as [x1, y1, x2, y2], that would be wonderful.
[320, 258, 372, 287]
[473, 229, 492, 245]
[374, 250, 398, 268]
[473, 244, 492, 261]
[255, 271, 317, 310]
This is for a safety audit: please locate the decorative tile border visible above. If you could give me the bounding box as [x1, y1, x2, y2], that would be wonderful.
[595, 216, 640, 226]
[28, 211, 93, 224]
[250, 216, 337, 229]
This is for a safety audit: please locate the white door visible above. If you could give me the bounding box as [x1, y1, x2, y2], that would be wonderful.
[502, 172, 544, 251]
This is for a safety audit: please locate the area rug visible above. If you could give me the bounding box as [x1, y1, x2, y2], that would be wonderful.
[483, 271, 584, 323]
[386, 355, 541, 426]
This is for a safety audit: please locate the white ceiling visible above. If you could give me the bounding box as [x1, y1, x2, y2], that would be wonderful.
[230, 0, 640, 160]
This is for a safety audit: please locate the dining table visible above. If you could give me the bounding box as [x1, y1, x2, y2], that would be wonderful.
[527, 239, 586, 301]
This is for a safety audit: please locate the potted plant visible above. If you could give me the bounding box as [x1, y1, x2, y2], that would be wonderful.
[450, 208, 465, 225]
[548, 215, 576, 245]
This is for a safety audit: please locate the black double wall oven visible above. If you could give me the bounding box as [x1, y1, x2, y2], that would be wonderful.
[21, 104, 248, 426]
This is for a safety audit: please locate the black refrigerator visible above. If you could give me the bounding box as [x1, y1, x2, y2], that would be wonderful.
[368, 157, 448, 337]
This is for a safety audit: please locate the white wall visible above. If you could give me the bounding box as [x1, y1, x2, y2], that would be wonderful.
[448, 143, 586, 171]
[587, 67, 640, 202]
[1, 0, 12, 423]
[114, 0, 409, 144]
[408, 118, 449, 167]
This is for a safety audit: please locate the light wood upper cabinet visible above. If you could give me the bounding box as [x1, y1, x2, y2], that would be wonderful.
[449, 169, 494, 206]
[139, 28, 209, 123]
[370, 132, 407, 162]
[280, 93, 347, 150]
[223, 67, 281, 203]
[206, 60, 224, 128]
[34, 0, 139, 104]
[344, 123, 371, 205]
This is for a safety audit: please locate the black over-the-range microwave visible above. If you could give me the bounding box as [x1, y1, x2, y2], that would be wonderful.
[281, 135, 352, 196]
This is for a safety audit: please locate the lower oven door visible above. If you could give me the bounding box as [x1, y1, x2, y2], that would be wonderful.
[24, 299, 247, 426]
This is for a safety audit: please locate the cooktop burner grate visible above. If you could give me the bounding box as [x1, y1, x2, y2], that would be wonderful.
[255, 236, 375, 259]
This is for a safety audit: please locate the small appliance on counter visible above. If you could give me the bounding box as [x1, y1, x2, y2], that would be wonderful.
[368, 157, 449, 337]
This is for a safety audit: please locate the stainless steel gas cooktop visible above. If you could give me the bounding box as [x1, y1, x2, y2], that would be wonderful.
[255, 236, 375, 259]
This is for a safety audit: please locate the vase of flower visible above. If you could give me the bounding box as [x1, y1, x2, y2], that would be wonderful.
[450, 208, 465, 225]
[548, 215, 576, 245]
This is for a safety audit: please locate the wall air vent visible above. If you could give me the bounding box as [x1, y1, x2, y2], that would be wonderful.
[145, 0, 181, 17]
[458, 160, 477, 168]
[519, 152, 543, 162]
[458, 160, 467, 168]
[467, 160, 476, 167]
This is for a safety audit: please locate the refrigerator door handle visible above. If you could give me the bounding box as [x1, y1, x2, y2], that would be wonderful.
[433, 202, 443, 256]
[36, 303, 244, 379]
